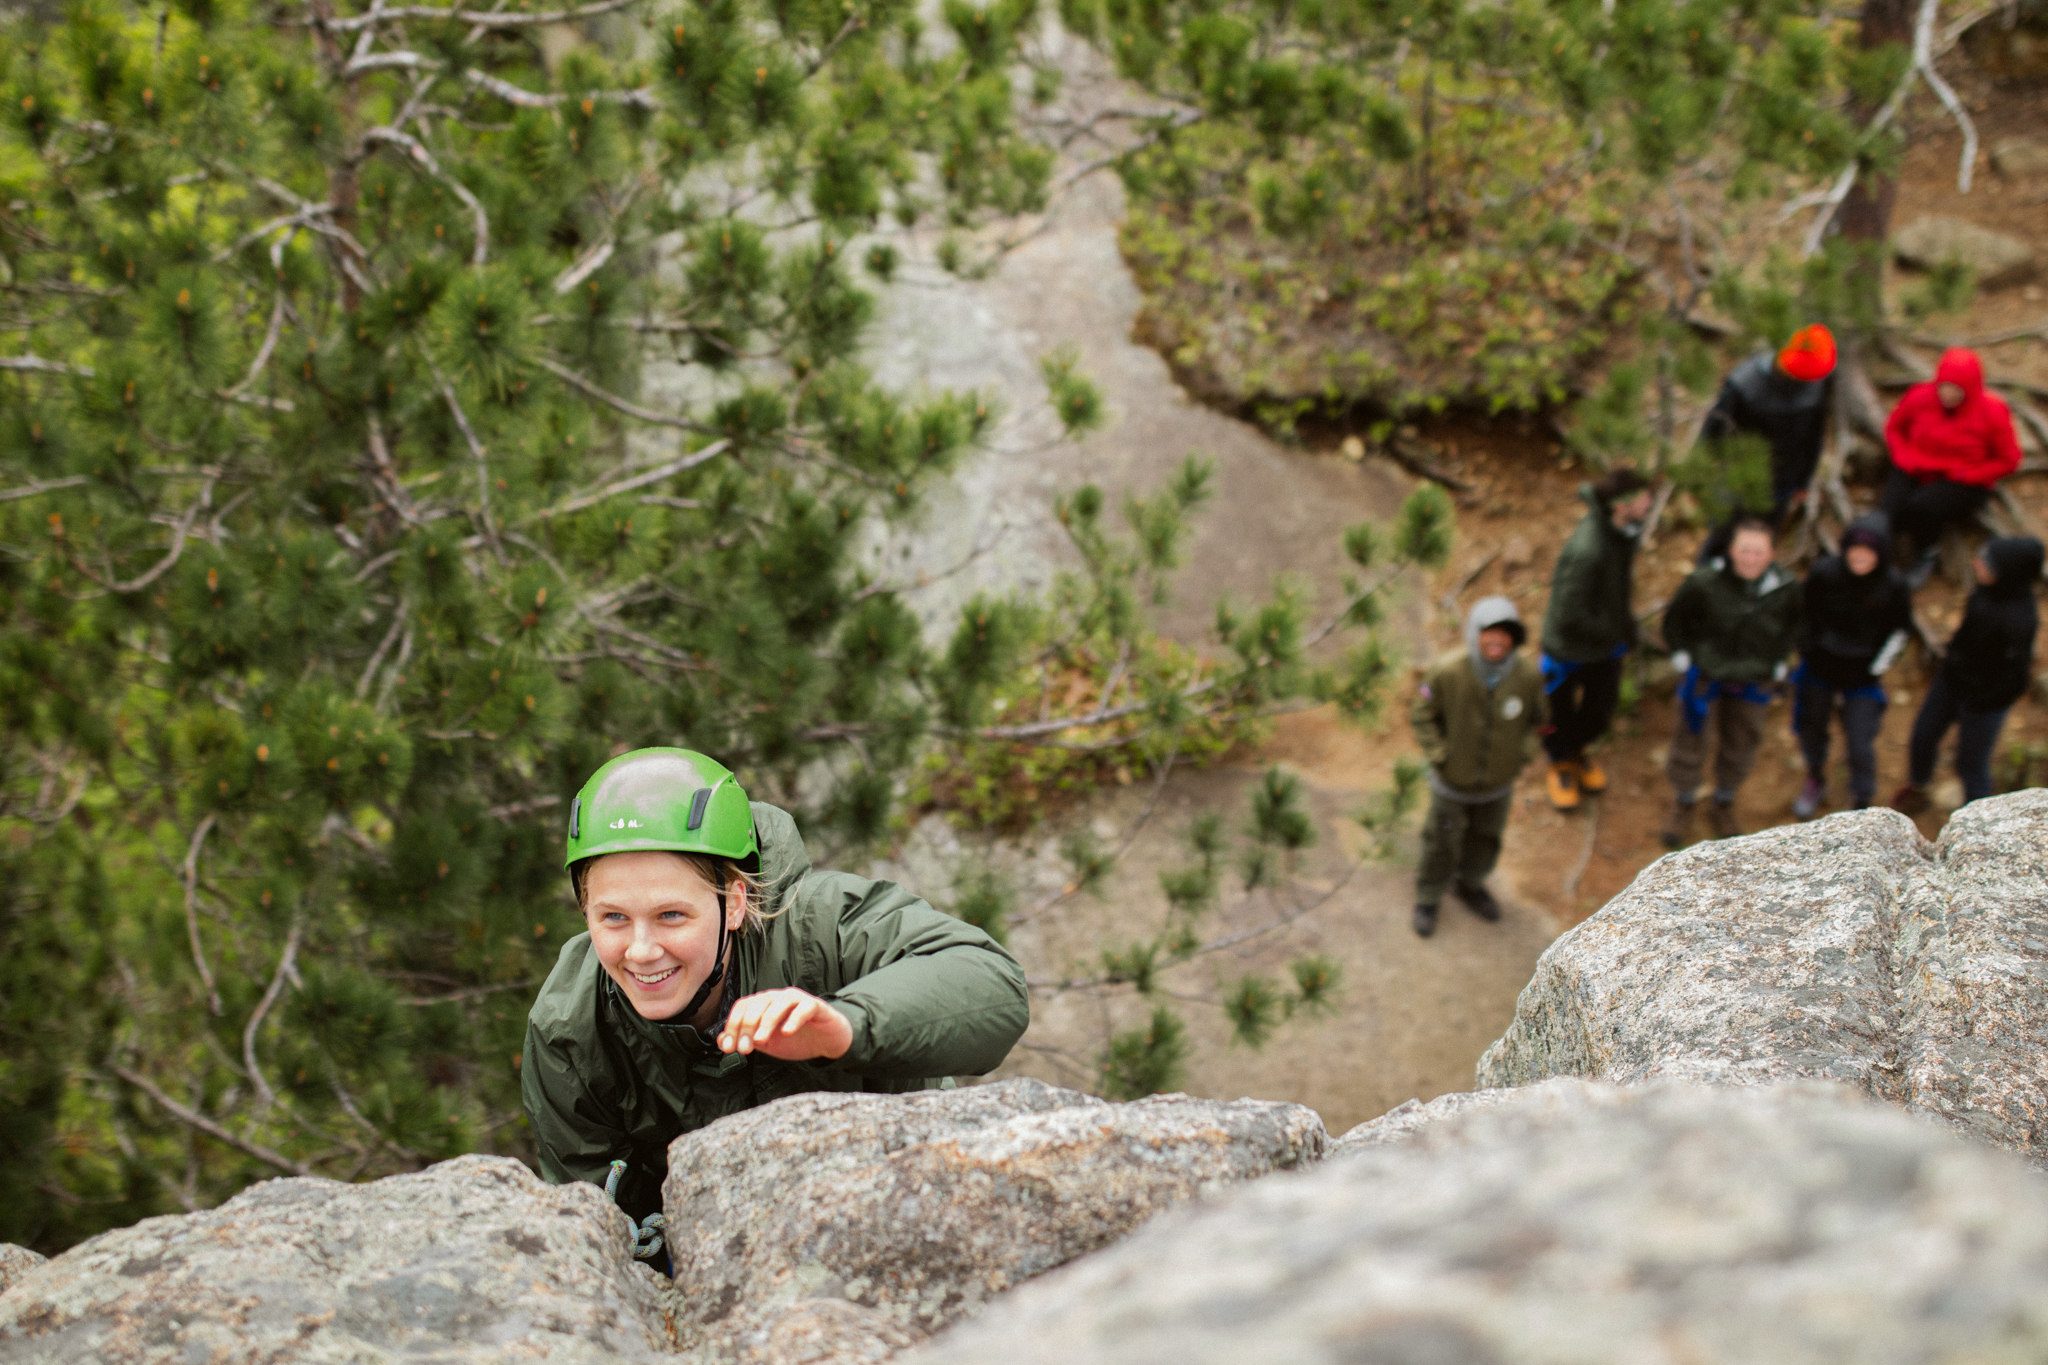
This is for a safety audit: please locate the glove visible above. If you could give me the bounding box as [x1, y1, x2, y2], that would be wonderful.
[1669, 651, 1691, 675]
[1773, 661, 1789, 683]
[1870, 630, 1908, 677]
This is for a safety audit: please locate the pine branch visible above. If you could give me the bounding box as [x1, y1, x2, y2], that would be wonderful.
[535, 356, 718, 432]
[183, 815, 225, 1017]
[311, 0, 639, 33]
[108, 1065, 314, 1179]
[362, 126, 490, 265]
[462, 69, 658, 110]
[242, 919, 304, 1118]
[531, 439, 733, 518]
[0, 475, 89, 502]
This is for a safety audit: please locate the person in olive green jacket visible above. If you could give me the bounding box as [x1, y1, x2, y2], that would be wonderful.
[522, 748, 1028, 1262]
[1539, 467, 1654, 812]
[1409, 596, 1548, 938]
[1660, 516, 1802, 846]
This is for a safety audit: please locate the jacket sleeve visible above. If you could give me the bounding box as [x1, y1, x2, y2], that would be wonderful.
[1522, 674, 1549, 764]
[1965, 398, 2023, 487]
[521, 1017, 627, 1191]
[1409, 667, 1450, 768]
[1699, 376, 1743, 445]
[1886, 389, 1932, 478]
[810, 875, 1029, 1079]
[1662, 577, 1702, 655]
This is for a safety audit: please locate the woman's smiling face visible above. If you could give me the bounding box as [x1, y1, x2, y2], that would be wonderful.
[581, 851, 744, 1022]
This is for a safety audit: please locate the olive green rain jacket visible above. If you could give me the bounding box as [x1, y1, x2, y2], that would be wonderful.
[521, 802, 1029, 1221]
[1540, 484, 1642, 664]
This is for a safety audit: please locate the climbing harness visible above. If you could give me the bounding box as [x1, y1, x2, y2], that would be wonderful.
[604, 1158, 668, 1260]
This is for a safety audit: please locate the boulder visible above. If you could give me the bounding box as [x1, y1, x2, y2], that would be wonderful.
[907, 1080, 2048, 1365]
[1326, 1077, 1603, 1158]
[1993, 136, 2048, 178]
[0, 1247, 43, 1295]
[0, 1154, 675, 1364]
[1894, 214, 2037, 289]
[661, 1077, 1325, 1363]
[1479, 793, 2048, 1166]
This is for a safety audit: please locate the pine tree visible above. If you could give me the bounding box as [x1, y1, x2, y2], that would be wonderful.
[0, 0, 1437, 1245]
[0, 0, 1063, 1245]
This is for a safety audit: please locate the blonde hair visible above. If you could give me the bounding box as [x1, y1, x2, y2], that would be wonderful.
[572, 851, 778, 934]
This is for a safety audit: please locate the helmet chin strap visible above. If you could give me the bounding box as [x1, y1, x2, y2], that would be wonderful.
[667, 891, 731, 1028]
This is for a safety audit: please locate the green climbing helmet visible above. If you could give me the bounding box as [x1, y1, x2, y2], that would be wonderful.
[563, 747, 759, 875]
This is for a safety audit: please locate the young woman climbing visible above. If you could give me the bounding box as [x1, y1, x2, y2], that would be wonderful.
[521, 748, 1029, 1258]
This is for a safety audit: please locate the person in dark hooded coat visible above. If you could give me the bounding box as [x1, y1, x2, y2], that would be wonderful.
[1792, 514, 1914, 818]
[1892, 535, 2043, 812]
[1697, 324, 1836, 534]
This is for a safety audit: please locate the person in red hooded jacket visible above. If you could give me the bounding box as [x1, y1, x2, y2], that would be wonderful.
[1883, 347, 2023, 586]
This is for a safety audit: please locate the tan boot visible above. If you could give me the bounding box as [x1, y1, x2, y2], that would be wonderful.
[1661, 798, 1694, 849]
[1546, 762, 1581, 811]
[1576, 753, 1609, 794]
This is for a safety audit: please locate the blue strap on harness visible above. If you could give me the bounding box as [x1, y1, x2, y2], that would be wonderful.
[1679, 666, 1774, 735]
[1540, 645, 1630, 697]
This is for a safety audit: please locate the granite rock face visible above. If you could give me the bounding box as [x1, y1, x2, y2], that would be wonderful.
[1894, 213, 2037, 288]
[0, 1247, 43, 1296]
[0, 1154, 676, 1364]
[662, 1077, 1325, 1363]
[1326, 1077, 1605, 1158]
[1479, 793, 2048, 1166]
[909, 1080, 2048, 1365]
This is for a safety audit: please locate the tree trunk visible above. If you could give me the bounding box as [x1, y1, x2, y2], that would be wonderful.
[1836, 0, 1915, 305]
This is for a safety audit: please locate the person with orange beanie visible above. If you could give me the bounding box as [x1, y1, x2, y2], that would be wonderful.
[1883, 347, 2023, 586]
[1694, 325, 1837, 560]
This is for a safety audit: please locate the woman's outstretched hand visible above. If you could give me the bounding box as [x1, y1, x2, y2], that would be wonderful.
[717, 987, 853, 1061]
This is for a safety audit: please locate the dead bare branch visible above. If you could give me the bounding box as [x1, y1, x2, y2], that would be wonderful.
[242, 919, 304, 1118]
[110, 1064, 314, 1178]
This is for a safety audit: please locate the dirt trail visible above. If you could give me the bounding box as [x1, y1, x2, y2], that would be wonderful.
[855, 37, 1560, 1133]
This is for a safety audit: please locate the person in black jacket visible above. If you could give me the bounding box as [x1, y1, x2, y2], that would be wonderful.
[1694, 324, 1835, 561]
[1792, 514, 1913, 818]
[1892, 535, 2043, 812]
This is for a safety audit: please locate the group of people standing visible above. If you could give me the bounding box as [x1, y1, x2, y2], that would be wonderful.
[1408, 326, 2041, 937]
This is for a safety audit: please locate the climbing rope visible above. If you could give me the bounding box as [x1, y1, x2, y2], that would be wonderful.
[604, 1158, 669, 1261]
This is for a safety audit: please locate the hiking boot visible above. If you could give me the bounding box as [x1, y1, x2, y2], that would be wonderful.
[1454, 882, 1502, 922]
[1412, 902, 1439, 938]
[1708, 799, 1741, 839]
[1891, 784, 1932, 816]
[1575, 754, 1609, 794]
[1793, 778, 1824, 821]
[1661, 798, 1695, 849]
[1546, 762, 1581, 811]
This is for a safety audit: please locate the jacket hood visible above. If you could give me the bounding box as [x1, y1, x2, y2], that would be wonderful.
[1464, 595, 1524, 688]
[1982, 536, 2045, 596]
[1935, 348, 1986, 402]
[1840, 512, 1892, 570]
[752, 801, 813, 902]
[1465, 595, 1526, 648]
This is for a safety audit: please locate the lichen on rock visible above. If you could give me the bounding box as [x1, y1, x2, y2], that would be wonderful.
[0, 1154, 676, 1364]
[662, 1077, 1326, 1362]
[909, 1080, 2048, 1365]
[1479, 792, 2048, 1166]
